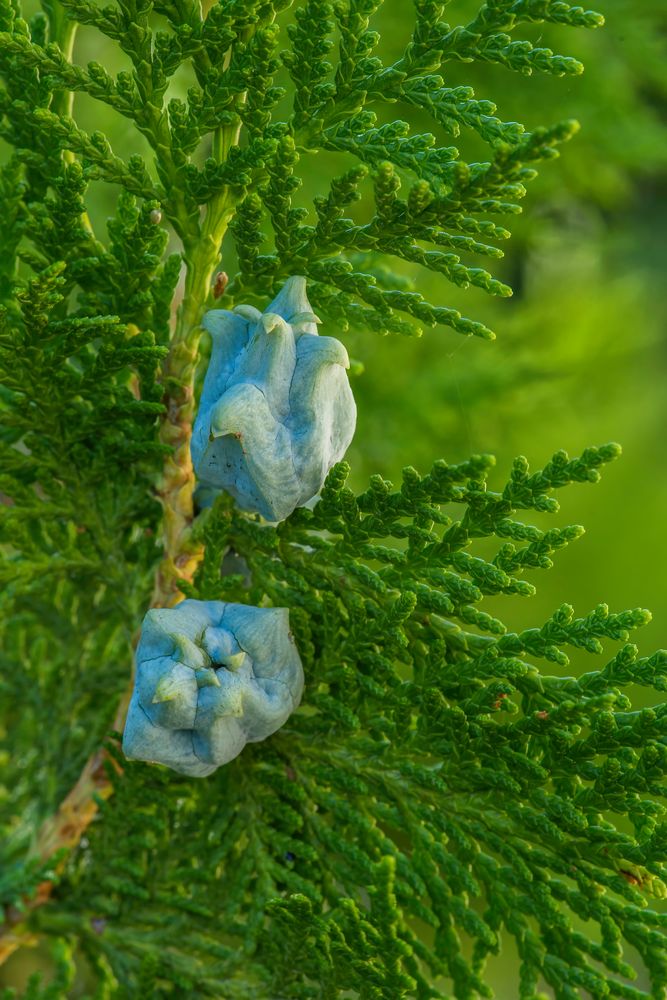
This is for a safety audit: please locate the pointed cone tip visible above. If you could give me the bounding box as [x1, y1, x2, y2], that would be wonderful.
[222, 651, 247, 672]
[266, 275, 311, 323]
[152, 683, 177, 704]
[233, 304, 262, 323]
[203, 308, 248, 337]
[260, 312, 290, 335]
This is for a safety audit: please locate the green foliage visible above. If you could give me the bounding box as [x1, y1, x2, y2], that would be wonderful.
[435, 0, 667, 207]
[1, 0, 666, 998]
[16, 449, 667, 998]
[0, 241, 168, 813]
[0, 0, 607, 338]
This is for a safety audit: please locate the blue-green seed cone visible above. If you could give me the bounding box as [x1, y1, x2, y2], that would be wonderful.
[122, 600, 304, 777]
[192, 276, 357, 521]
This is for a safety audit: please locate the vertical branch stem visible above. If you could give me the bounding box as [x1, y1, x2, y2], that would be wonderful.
[150, 96, 242, 607]
[47, 1, 76, 120]
[151, 187, 237, 608]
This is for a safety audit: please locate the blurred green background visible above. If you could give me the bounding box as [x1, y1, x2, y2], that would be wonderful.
[3, 0, 667, 995]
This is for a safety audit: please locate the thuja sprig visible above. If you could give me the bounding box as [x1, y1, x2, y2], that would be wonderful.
[0, 0, 606, 610]
[36, 445, 666, 999]
[5, 3, 665, 997]
[0, 0, 604, 344]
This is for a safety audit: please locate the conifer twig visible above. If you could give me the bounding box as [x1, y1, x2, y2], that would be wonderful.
[0, 94, 241, 978]
[0, 302, 220, 965]
[8, 4, 666, 996]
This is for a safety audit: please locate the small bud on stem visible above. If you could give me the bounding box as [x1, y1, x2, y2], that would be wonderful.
[213, 271, 229, 298]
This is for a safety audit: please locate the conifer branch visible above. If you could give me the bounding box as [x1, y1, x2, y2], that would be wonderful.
[5, 3, 666, 997]
[0, 3, 256, 956]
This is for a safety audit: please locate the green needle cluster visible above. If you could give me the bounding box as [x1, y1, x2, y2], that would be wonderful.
[2, 1, 666, 997]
